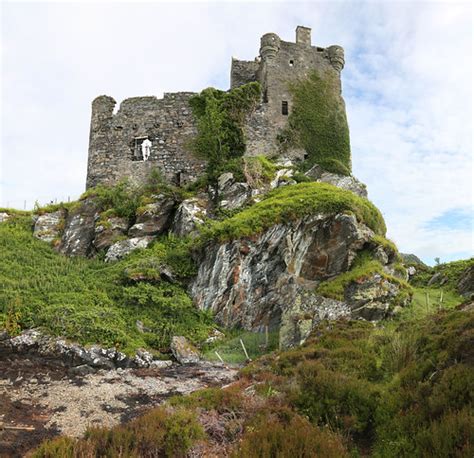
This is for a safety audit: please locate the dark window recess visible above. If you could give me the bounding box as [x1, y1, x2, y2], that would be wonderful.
[289, 60, 294, 66]
[263, 89, 268, 103]
[282, 101, 289, 115]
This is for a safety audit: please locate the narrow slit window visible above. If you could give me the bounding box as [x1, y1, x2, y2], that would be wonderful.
[289, 60, 294, 67]
[263, 89, 268, 103]
[282, 101, 288, 115]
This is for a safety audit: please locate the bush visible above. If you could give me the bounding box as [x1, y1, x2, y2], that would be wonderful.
[33, 407, 204, 457]
[233, 414, 349, 458]
[190, 82, 261, 185]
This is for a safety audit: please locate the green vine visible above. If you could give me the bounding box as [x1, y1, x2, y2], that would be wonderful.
[189, 82, 261, 185]
[280, 71, 351, 175]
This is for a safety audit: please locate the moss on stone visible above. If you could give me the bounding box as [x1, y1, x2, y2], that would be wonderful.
[316, 251, 412, 301]
[202, 182, 386, 242]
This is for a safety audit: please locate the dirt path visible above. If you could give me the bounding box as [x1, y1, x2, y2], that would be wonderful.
[0, 351, 238, 457]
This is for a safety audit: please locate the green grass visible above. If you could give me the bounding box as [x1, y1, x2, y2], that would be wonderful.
[317, 250, 412, 302]
[410, 258, 474, 291]
[202, 330, 280, 364]
[0, 216, 213, 354]
[202, 182, 386, 242]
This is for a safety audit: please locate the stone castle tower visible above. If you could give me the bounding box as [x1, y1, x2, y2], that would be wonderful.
[86, 26, 345, 189]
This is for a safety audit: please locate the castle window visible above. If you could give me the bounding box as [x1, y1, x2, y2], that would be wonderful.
[263, 89, 268, 103]
[289, 60, 294, 67]
[131, 137, 152, 161]
[282, 101, 288, 116]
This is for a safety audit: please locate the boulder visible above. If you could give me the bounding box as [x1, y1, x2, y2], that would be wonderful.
[59, 198, 99, 256]
[217, 173, 252, 210]
[344, 274, 409, 321]
[170, 336, 200, 364]
[191, 213, 374, 331]
[305, 164, 368, 198]
[0, 212, 11, 223]
[128, 195, 175, 237]
[270, 167, 296, 189]
[33, 210, 66, 242]
[93, 216, 129, 251]
[171, 197, 208, 237]
[105, 236, 154, 262]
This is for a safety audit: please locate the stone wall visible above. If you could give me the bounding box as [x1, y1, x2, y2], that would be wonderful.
[86, 92, 206, 189]
[86, 26, 348, 188]
[241, 30, 346, 158]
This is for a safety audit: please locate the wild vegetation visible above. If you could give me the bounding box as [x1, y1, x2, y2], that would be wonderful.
[189, 82, 261, 186]
[0, 215, 213, 354]
[33, 305, 473, 457]
[279, 71, 351, 175]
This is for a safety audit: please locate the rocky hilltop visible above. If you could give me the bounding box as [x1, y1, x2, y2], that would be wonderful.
[2, 158, 411, 355]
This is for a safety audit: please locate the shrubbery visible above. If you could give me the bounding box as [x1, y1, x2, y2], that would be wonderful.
[0, 216, 213, 354]
[189, 82, 261, 186]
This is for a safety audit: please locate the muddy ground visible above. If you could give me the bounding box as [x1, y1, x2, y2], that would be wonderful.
[0, 350, 238, 457]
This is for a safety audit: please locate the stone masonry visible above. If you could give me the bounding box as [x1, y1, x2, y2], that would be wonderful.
[86, 26, 346, 189]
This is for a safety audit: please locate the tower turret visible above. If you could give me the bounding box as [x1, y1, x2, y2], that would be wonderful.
[259, 33, 281, 61]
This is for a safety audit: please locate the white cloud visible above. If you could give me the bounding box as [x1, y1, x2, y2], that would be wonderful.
[1, 1, 472, 263]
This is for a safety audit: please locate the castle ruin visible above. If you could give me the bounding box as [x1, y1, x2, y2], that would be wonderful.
[86, 26, 346, 189]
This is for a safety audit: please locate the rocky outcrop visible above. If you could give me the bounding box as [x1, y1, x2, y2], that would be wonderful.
[400, 252, 426, 266]
[305, 165, 368, 198]
[33, 210, 65, 242]
[191, 213, 374, 331]
[59, 199, 99, 256]
[171, 197, 208, 237]
[217, 173, 252, 210]
[128, 195, 175, 237]
[458, 265, 474, 297]
[170, 336, 200, 364]
[105, 236, 154, 262]
[93, 216, 129, 251]
[0, 329, 172, 371]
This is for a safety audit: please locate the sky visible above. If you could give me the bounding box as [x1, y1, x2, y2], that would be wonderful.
[1, 0, 472, 265]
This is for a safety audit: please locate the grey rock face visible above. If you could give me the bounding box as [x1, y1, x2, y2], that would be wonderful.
[279, 292, 350, 349]
[128, 195, 175, 237]
[60, 199, 99, 256]
[105, 236, 154, 262]
[171, 197, 208, 237]
[345, 274, 408, 321]
[33, 210, 66, 243]
[458, 264, 474, 297]
[217, 173, 252, 210]
[93, 216, 129, 251]
[170, 336, 200, 364]
[305, 165, 368, 198]
[191, 213, 373, 331]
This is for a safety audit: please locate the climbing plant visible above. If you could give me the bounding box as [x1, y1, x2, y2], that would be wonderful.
[189, 82, 261, 185]
[280, 71, 351, 176]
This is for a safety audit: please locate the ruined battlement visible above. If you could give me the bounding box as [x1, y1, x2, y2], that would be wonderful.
[86, 26, 346, 189]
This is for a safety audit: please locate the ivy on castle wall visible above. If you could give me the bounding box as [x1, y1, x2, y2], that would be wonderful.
[189, 82, 261, 184]
[281, 71, 351, 176]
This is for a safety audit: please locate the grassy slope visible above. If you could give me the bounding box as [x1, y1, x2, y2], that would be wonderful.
[0, 216, 213, 355]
